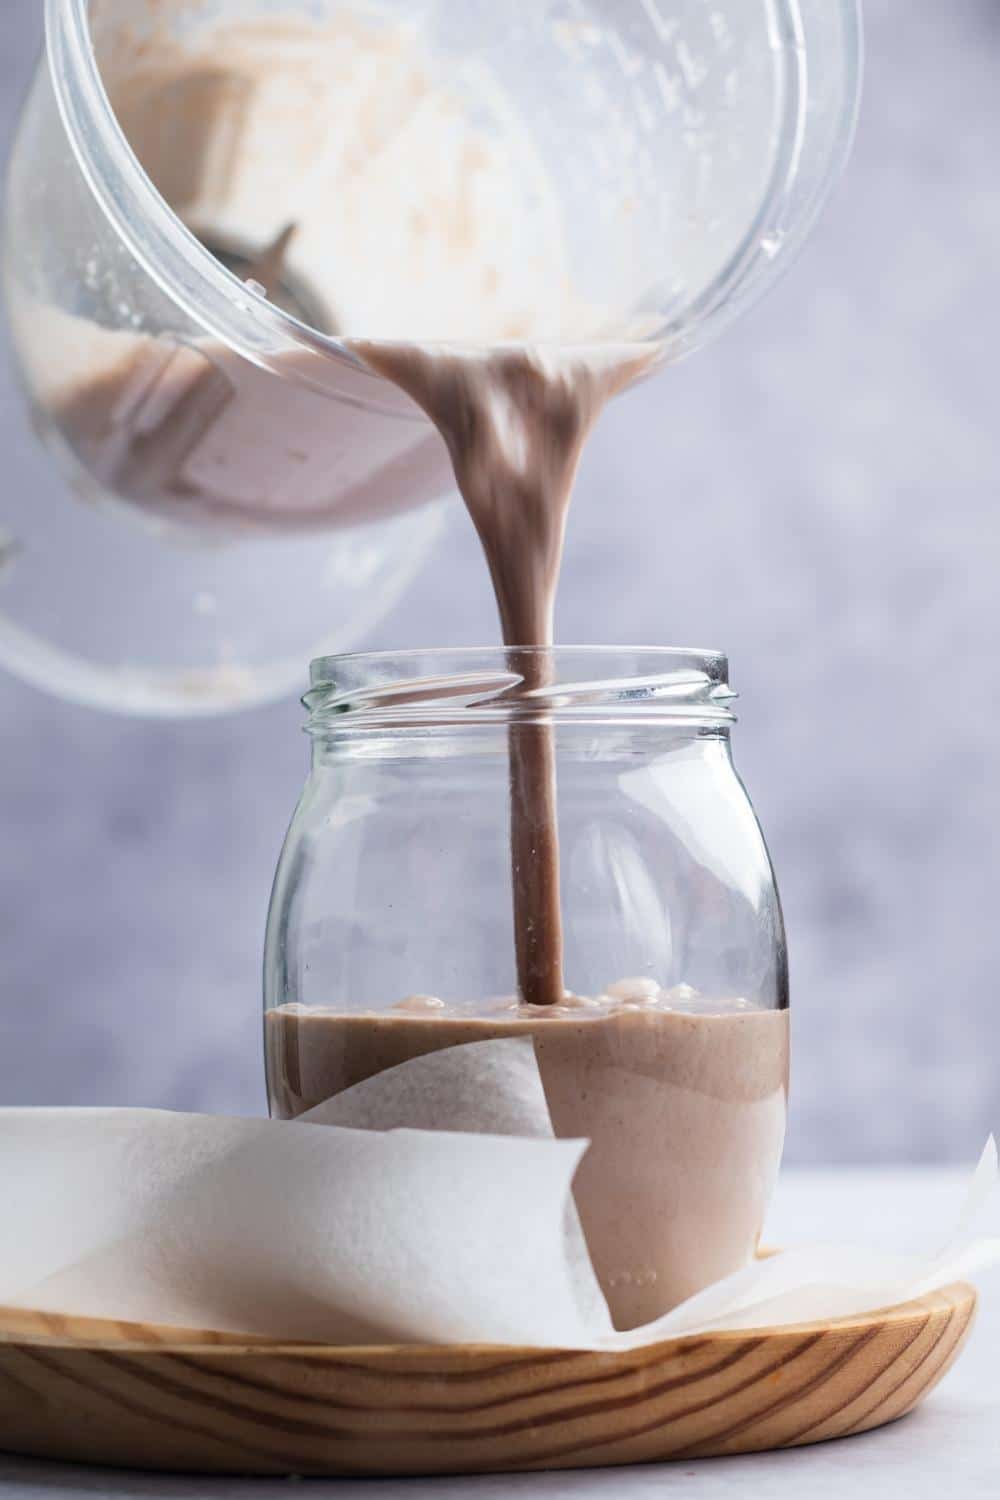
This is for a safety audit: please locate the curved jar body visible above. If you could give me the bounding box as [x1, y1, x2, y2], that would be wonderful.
[265, 649, 789, 1330]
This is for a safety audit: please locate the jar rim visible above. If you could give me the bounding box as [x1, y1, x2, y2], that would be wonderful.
[306, 646, 737, 731]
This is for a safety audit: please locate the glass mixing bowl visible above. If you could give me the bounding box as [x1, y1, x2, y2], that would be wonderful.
[0, 0, 862, 715]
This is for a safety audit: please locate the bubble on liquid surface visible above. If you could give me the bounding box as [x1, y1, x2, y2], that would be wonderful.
[560, 993, 605, 1011]
[606, 977, 660, 1002]
[661, 982, 699, 1006]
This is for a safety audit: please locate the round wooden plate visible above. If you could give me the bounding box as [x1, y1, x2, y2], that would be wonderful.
[0, 1286, 976, 1477]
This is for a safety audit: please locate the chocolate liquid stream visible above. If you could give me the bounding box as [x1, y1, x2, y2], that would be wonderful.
[349, 343, 658, 1004]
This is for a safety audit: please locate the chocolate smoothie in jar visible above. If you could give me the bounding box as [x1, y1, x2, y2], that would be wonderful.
[265, 648, 789, 1331]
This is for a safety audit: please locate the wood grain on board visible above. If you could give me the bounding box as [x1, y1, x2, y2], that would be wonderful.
[0, 1284, 976, 1476]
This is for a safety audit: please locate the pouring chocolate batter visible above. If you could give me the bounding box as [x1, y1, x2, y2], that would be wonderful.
[351, 342, 660, 1004]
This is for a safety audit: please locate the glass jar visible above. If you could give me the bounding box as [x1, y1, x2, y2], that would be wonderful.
[264, 648, 789, 1330]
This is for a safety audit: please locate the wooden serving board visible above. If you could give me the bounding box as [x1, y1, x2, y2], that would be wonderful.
[0, 1286, 976, 1477]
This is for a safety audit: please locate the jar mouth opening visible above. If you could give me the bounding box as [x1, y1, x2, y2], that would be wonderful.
[306, 647, 737, 731]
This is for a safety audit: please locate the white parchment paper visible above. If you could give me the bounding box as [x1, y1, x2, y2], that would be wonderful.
[302, 1034, 553, 1136]
[0, 1038, 996, 1349]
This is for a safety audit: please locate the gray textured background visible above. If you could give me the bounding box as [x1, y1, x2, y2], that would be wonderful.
[1, 2, 998, 1162]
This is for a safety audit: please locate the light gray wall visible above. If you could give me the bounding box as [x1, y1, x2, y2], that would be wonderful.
[1, 1, 997, 1162]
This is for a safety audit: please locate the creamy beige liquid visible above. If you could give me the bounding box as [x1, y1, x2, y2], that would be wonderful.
[33, 321, 453, 537]
[267, 996, 790, 1329]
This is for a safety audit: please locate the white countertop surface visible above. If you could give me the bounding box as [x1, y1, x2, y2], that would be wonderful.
[0, 1167, 996, 1498]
